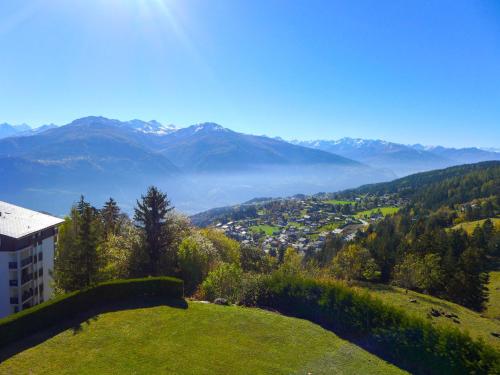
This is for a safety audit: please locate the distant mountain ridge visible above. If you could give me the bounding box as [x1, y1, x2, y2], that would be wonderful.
[292, 137, 500, 176]
[1, 116, 496, 215]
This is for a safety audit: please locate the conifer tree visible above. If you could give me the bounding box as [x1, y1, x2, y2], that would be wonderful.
[102, 197, 121, 236]
[134, 186, 174, 276]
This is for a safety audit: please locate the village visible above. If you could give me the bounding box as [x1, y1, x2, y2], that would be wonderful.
[209, 194, 406, 255]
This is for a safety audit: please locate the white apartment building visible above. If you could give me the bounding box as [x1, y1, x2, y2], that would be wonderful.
[0, 201, 64, 319]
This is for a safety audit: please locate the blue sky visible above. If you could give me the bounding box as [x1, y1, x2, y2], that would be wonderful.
[0, 0, 499, 147]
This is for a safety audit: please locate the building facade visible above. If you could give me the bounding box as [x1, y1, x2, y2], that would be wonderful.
[0, 201, 64, 319]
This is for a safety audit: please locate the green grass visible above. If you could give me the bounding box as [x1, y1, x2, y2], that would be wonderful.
[249, 224, 280, 235]
[355, 206, 399, 218]
[287, 221, 304, 229]
[0, 302, 405, 375]
[353, 282, 500, 349]
[325, 199, 353, 205]
[485, 271, 500, 321]
[318, 222, 342, 232]
[451, 218, 500, 234]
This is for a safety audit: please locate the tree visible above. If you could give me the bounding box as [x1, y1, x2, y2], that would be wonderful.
[77, 197, 102, 287]
[277, 247, 303, 276]
[101, 197, 121, 236]
[99, 221, 142, 280]
[331, 244, 380, 282]
[53, 196, 103, 292]
[393, 252, 444, 293]
[200, 228, 240, 264]
[240, 244, 276, 273]
[178, 233, 218, 293]
[134, 186, 174, 276]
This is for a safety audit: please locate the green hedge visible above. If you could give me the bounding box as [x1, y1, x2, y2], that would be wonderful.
[259, 275, 500, 374]
[0, 277, 183, 348]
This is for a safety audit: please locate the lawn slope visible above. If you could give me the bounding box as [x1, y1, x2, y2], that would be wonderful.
[0, 302, 405, 375]
[353, 282, 500, 349]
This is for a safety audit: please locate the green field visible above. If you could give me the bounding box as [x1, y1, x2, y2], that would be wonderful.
[325, 199, 354, 205]
[353, 282, 500, 349]
[451, 218, 500, 234]
[486, 271, 500, 321]
[249, 224, 280, 235]
[319, 222, 342, 232]
[0, 302, 405, 375]
[355, 206, 399, 218]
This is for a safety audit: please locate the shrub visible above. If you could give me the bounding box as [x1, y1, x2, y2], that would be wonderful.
[178, 233, 219, 293]
[0, 277, 183, 348]
[200, 263, 243, 303]
[258, 275, 500, 374]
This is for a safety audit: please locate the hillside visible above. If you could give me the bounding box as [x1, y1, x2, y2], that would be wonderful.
[353, 282, 500, 350]
[336, 161, 500, 209]
[0, 302, 404, 375]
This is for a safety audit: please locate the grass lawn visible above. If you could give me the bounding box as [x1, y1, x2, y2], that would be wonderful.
[485, 271, 500, 321]
[249, 224, 280, 235]
[352, 282, 500, 350]
[287, 221, 304, 229]
[451, 218, 500, 234]
[319, 222, 342, 232]
[355, 206, 399, 218]
[0, 302, 406, 375]
[325, 199, 353, 205]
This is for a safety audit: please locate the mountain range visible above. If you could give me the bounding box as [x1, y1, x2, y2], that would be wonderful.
[292, 138, 500, 176]
[0, 117, 382, 214]
[0, 116, 498, 214]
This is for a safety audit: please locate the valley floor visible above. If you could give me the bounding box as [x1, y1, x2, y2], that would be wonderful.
[0, 302, 405, 375]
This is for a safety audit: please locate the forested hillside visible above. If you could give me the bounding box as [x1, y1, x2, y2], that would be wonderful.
[322, 162, 500, 310]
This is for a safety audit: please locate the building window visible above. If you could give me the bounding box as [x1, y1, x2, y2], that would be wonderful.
[38, 252, 43, 261]
[39, 268, 43, 277]
[39, 283, 44, 295]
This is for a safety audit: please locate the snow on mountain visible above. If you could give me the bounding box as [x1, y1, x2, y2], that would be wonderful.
[124, 119, 177, 135]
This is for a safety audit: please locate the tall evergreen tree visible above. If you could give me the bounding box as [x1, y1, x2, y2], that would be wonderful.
[54, 196, 102, 292]
[134, 186, 174, 276]
[102, 197, 121, 236]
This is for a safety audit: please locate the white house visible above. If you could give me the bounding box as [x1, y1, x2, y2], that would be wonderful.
[0, 201, 64, 319]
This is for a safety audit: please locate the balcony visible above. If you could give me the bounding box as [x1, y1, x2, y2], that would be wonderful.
[21, 273, 33, 285]
[20, 256, 33, 268]
[8, 262, 18, 270]
[10, 297, 19, 305]
[9, 279, 18, 287]
[22, 289, 33, 302]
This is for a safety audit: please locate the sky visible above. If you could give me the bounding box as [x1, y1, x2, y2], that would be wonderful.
[0, 0, 499, 147]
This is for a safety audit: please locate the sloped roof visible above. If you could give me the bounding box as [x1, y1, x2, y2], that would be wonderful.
[0, 201, 64, 239]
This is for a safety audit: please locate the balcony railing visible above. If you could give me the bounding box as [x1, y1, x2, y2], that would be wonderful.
[22, 289, 33, 302]
[8, 262, 17, 269]
[10, 297, 19, 305]
[20, 256, 33, 268]
[21, 273, 33, 285]
[9, 279, 18, 287]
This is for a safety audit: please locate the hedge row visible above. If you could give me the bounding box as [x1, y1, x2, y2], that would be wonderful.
[0, 277, 183, 348]
[258, 275, 500, 374]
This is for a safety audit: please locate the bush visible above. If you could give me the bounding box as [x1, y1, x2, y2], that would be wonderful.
[0, 277, 183, 348]
[200, 263, 243, 303]
[178, 233, 219, 293]
[258, 275, 500, 374]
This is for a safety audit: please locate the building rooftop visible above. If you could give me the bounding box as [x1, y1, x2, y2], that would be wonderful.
[0, 201, 64, 239]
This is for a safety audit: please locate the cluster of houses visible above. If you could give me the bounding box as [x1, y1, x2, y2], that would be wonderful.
[213, 195, 401, 255]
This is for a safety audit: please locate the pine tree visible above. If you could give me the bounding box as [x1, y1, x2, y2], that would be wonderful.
[134, 186, 174, 276]
[54, 196, 103, 292]
[102, 197, 121, 236]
